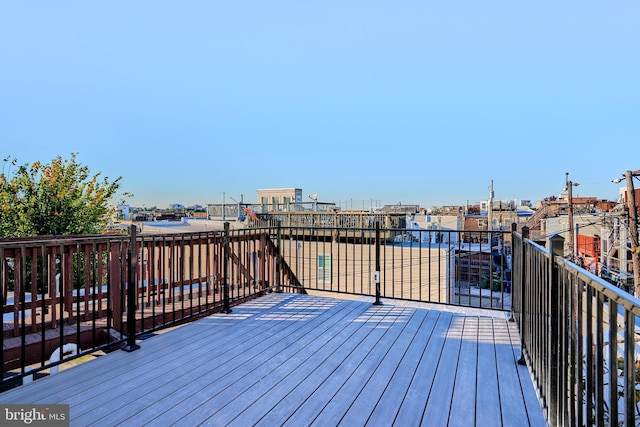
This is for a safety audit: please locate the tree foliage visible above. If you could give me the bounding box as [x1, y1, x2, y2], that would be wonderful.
[0, 153, 130, 237]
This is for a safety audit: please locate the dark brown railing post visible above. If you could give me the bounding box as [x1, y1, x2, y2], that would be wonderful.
[517, 226, 529, 365]
[0, 247, 4, 375]
[222, 222, 232, 314]
[373, 221, 382, 306]
[122, 225, 140, 352]
[548, 234, 564, 427]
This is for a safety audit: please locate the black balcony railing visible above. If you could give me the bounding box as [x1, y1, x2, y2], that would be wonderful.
[7, 222, 592, 425]
[269, 223, 512, 311]
[513, 227, 640, 426]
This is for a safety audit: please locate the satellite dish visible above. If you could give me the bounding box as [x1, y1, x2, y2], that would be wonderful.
[308, 192, 318, 201]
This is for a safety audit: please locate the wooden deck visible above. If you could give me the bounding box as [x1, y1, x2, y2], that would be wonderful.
[1, 293, 547, 426]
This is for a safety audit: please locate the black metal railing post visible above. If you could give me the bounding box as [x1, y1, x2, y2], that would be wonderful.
[548, 234, 564, 427]
[122, 225, 140, 352]
[222, 222, 232, 314]
[373, 221, 382, 305]
[509, 223, 517, 322]
[517, 226, 529, 365]
[276, 220, 283, 293]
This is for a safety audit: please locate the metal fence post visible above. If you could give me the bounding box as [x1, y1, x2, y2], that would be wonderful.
[548, 234, 564, 427]
[373, 221, 382, 306]
[222, 222, 232, 314]
[275, 219, 283, 293]
[509, 223, 517, 322]
[122, 225, 140, 352]
[517, 226, 529, 365]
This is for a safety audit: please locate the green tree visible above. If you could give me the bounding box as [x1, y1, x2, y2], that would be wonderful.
[0, 153, 130, 237]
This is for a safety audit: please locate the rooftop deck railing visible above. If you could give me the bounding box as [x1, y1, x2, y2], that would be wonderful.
[8, 223, 634, 426]
[1, 224, 301, 390]
[513, 227, 640, 426]
[271, 223, 512, 311]
[1, 223, 512, 392]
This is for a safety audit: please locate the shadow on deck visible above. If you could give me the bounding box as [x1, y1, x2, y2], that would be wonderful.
[0, 293, 547, 426]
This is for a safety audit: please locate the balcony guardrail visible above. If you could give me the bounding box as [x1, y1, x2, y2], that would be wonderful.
[7, 221, 636, 426]
[270, 223, 512, 311]
[1, 224, 301, 391]
[2, 223, 514, 394]
[513, 227, 640, 426]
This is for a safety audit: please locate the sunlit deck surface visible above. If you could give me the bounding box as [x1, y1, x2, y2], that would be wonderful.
[1, 293, 547, 426]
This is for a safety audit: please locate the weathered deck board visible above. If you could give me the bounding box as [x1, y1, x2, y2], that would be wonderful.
[309, 307, 425, 426]
[507, 318, 548, 427]
[0, 293, 547, 427]
[448, 316, 479, 426]
[475, 318, 503, 427]
[363, 309, 441, 426]
[421, 314, 465, 426]
[331, 308, 429, 425]
[85, 295, 357, 426]
[160, 298, 376, 426]
[495, 319, 532, 426]
[390, 310, 454, 425]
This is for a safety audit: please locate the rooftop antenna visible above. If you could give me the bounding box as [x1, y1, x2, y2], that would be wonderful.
[308, 192, 318, 211]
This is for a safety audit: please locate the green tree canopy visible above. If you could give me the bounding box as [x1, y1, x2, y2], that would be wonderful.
[0, 153, 130, 237]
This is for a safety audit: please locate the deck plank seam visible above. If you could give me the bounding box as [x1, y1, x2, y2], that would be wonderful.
[221, 304, 414, 426]
[79, 296, 367, 426]
[132, 298, 375, 426]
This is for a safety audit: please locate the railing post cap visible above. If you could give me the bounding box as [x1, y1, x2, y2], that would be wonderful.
[548, 233, 564, 256]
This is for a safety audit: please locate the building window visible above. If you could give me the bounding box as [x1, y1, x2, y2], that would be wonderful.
[478, 219, 484, 227]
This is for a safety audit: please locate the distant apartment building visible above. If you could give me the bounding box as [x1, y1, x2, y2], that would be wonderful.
[207, 188, 336, 219]
[379, 204, 420, 215]
[257, 188, 303, 212]
[463, 202, 521, 232]
[116, 204, 130, 221]
[256, 188, 336, 212]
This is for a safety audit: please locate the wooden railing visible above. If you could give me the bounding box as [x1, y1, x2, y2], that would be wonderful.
[1, 226, 302, 390]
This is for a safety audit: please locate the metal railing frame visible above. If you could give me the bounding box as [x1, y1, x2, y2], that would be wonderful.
[3, 224, 517, 392]
[513, 227, 640, 426]
[1, 225, 299, 390]
[268, 223, 512, 311]
[7, 223, 640, 425]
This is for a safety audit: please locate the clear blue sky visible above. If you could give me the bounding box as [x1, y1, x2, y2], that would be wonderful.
[1, 2, 638, 209]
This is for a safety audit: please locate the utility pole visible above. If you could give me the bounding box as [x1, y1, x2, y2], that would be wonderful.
[229, 194, 243, 220]
[488, 180, 494, 232]
[565, 173, 579, 259]
[624, 170, 640, 296]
